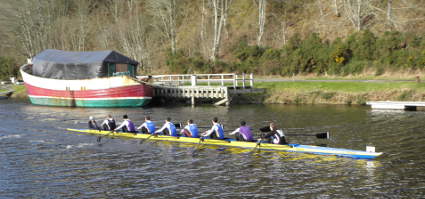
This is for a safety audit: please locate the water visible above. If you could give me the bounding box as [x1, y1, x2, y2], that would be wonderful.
[1, 101, 425, 198]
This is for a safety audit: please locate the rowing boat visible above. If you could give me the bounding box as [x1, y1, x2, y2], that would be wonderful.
[67, 128, 383, 159]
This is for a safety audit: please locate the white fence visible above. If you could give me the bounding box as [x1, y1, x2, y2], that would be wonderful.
[137, 73, 254, 88]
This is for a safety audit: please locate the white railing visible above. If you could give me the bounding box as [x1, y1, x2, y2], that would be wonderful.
[137, 73, 254, 88]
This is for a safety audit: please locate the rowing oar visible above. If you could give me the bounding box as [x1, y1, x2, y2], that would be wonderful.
[198, 126, 329, 139]
[96, 128, 104, 143]
[191, 137, 206, 156]
[139, 133, 157, 145]
[285, 131, 330, 139]
[219, 130, 329, 140]
[97, 130, 115, 143]
[249, 139, 262, 154]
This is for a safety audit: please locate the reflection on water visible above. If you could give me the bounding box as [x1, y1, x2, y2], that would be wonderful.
[1, 101, 425, 198]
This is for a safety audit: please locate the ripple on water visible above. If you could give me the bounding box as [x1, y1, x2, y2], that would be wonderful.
[1, 103, 425, 198]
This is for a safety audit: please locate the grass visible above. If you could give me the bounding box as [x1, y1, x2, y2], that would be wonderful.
[255, 81, 425, 93]
[252, 81, 425, 104]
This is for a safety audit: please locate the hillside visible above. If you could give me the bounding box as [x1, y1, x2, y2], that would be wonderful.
[0, 0, 424, 79]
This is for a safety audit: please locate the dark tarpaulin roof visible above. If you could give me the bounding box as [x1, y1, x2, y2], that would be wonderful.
[32, 49, 139, 80]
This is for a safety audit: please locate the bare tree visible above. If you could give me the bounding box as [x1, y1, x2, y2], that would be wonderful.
[109, 0, 151, 72]
[210, 0, 231, 61]
[119, 17, 149, 71]
[343, 0, 373, 31]
[386, 0, 393, 27]
[69, 0, 90, 51]
[148, 0, 178, 55]
[257, 0, 266, 46]
[316, 0, 324, 17]
[281, 20, 288, 46]
[334, 0, 340, 17]
[16, 0, 60, 57]
[199, 0, 210, 57]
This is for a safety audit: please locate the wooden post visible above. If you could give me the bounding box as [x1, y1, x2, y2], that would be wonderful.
[225, 87, 230, 106]
[233, 74, 237, 89]
[191, 96, 195, 106]
[242, 73, 246, 88]
[250, 73, 254, 87]
[191, 75, 197, 86]
[221, 74, 224, 86]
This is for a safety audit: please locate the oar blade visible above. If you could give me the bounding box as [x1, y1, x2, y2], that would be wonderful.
[139, 134, 154, 145]
[316, 131, 330, 139]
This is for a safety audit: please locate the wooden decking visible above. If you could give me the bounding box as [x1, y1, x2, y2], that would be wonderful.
[366, 101, 425, 110]
[140, 73, 263, 106]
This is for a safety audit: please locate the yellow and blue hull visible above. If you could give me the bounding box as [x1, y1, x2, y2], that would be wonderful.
[67, 129, 383, 159]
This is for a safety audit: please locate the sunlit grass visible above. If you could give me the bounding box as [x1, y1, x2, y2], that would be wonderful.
[255, 81, 425, 93]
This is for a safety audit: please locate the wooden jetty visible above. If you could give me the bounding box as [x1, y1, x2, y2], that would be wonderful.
[366, 101, 425, 110]
[138, 73, 263, 106]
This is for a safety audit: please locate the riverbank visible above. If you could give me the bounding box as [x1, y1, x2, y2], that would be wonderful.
[252, 81, 425, 105]
[5, 81, 425, 105]
[0, 85, 27, 100]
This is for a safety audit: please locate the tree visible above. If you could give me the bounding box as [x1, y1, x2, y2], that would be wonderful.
[148, 0, 178, 55]
[16, 0, 58, 57]
[0, 56, 17, 80]
[116, 1, 151, 72]
[257, 0, 266, 46]
[342, 0, 373, 31]
[334, 0, 341, 17]
[70, 0, 90, 51]
[210, 0, 231, 61]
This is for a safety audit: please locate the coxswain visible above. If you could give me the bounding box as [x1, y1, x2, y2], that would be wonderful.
[114, 114, 137, 133]
[229, 121, 254, 142]
[88, 116, 100, 130]
[100, 114, 116, 131]
[155, 117, 178, 136]
[259, 122, 288, 144]
[201, 117, 225, 140]
[181, 119, 200, 138]
[137, 116, 156, 134]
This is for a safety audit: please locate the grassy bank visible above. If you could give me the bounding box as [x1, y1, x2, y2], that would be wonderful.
[254, 81, 425, 105]
[4, 82, 425, 105]
[0, 85, 27, 100]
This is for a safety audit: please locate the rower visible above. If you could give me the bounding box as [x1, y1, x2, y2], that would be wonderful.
[88, 116, 100, 130]
[155, 117, 178, 137]
[100, 114, 116, 131]
[201, 117, 225, 140]
[181, 119, 200, 138]
[137, 116, 156, 134]
[229, 121, 254, 142]
[114, 114, 137, 133]
[259, 122, 288, 144]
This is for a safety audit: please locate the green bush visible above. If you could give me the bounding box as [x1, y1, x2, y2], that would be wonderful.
[0, 56, 18, 80]
[165, 30, 425, 77]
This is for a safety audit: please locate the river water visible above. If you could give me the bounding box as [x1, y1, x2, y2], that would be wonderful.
[1, 100, 424, 198]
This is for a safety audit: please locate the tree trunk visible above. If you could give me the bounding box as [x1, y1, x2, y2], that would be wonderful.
[343, 0, 371, 31]
[387, 0, 393, 27]
[334, 0, 340, 17]
[148, 0, 178, 55]
[257, 0, 266, 46]
[210, 0, 230, 62]
[200, 0, 207, 56]
[281, 21, 287, 46]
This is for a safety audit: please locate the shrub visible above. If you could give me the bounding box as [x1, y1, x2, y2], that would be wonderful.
[0, 56, 18, 80]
